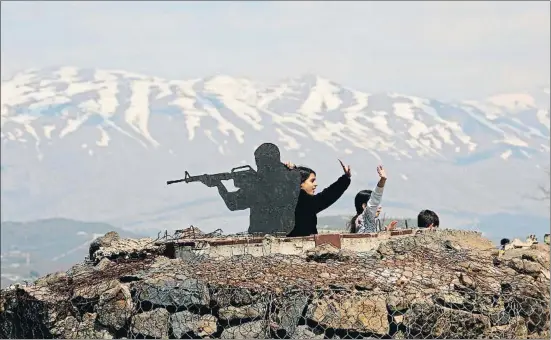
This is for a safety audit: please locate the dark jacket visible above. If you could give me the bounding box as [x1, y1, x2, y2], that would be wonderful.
[287, 174, 351, 237]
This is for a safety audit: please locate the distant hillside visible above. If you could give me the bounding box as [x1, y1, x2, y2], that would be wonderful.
[0, 218, 147, 288]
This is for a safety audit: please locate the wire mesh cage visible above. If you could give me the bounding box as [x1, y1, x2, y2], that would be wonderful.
[1, 230, 549, 339]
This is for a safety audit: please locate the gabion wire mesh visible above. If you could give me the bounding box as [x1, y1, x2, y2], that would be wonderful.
[1, 230, 549, 339]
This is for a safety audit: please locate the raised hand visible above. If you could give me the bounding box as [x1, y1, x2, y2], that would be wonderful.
[377, 165, 387, 180]
[338, 159, 351, 178]
[385, 220, 398, 231]
[284, 161, 296, 169]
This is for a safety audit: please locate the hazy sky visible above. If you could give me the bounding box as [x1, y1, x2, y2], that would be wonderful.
[1, 1, 549, 100]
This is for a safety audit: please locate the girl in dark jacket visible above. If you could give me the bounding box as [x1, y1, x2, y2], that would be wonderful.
[286, 160, 351, 237]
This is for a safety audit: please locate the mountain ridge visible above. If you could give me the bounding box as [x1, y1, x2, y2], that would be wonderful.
[2, 66, 549, 164]
[1, 66, 549, 233]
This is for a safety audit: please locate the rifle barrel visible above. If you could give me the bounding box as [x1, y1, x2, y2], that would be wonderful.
[166, 169, 246, 186]
[167, 179, 186, 185]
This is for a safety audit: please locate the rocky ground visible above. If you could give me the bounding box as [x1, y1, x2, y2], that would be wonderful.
[0, 230, 549, 339]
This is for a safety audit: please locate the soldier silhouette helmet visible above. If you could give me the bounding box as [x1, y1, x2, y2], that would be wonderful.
[254, 143, 281, 170]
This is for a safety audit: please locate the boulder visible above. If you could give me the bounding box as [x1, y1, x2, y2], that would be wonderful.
[134, 275, 210, 309]
[269, 292, 310, 335]
[292, 325, 324, 339]
[218, 302, 267, 321]
[95, 283, 133, 330]
[130, 308, 170, 338]
[95, 258, 115, 271]
[211, 287, 261, 307]
[90, 233, 165, 264]
[89, 231, 120, 260]
[486, 316, 528, 338]
[170, 310, 218, 338]
[306, 293, 389, 335]
[73, 279, 120, 300]
[220, 320, 268, 339]
[403, 303, 491, 338]
[1, 285, 75, 337]
[386, 290, 425, 313]
[51, 313, 113, 339]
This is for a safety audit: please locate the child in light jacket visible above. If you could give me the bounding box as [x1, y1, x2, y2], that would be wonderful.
[349, 165, 395, 233]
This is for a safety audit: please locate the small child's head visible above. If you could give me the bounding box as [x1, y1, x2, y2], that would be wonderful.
[354, 190, 372, 214]
[417, 209, 439, 229]
[348, 190, 373, 233]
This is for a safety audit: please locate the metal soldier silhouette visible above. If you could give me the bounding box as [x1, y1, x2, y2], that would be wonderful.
[167, 143, 301, 235]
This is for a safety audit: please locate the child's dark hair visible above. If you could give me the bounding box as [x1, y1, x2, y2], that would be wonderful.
[417, 209, 439, 229]
[499, 238, 510, 250]
[296, 166, 316, 184]
[348, 190, 372, 233]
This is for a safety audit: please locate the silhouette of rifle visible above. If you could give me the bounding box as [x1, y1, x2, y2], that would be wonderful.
[167, 165, 256, 187]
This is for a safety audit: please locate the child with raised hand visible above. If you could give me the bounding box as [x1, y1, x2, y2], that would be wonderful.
[349, 165, 395, 233]
[286, 159, 352, 237]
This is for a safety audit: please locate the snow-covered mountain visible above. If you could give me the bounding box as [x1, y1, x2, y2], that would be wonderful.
[1, 66, 549, 233]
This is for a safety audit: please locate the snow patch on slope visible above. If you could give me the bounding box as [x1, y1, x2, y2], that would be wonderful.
[500, 149, 512, 160]
[298, 77, 342, 118]
[1, 67, 549, 166]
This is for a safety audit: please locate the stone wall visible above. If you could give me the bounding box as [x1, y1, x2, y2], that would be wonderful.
[1, 230, 549, 339]
[168, 228, 497, 261]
